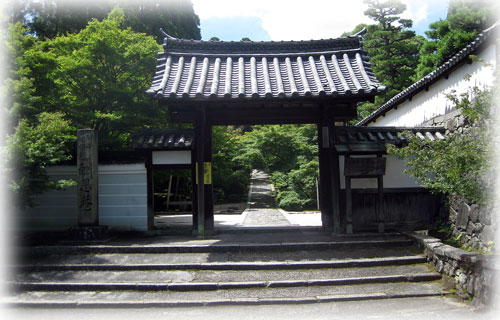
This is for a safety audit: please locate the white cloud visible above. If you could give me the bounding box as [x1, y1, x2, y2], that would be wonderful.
[192, 0, 371, 40]
[192, 0, 445, 40]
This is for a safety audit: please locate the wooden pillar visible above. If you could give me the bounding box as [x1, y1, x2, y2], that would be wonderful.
[318, 124, 333, 231]
[204, 124, 214, 230]
[327, 121, 342, 233]
[146, 151, 154, 230]
[377, 154, 385, 233]
[345, 156, 353, 234]
[77, 129, 99, 226]
[195, 107, 206, 236]
[191, 148, 198, 231]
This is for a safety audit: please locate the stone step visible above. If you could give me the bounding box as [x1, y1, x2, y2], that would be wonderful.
[16, 255, 427, 272]
[12, 273, 442, 292]
[21, 238, 414, 256]
[6, 281, 448, 307]
[14, 264, 437, 284]
[18, 245, 421, 266]
[7, 232, 448, 308]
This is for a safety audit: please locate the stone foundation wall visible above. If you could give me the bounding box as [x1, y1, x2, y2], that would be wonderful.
[423, 108, 497, 253]
[447, 196, 496, 253]
[405, 231, 498, 306]
[417, 105, 498, 305]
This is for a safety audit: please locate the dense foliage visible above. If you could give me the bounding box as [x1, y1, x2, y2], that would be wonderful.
[7, 0, 201, 43]
[211, 127, 252, 203]
[414, 0, 498, 80]
[387, 86, 494, 205]
[352, 0, 424, 120]
[6, 112, 76, 205]
[349, 0, 497, 122]
[4, 3, 200, 205]
[234, 125, 319, 210]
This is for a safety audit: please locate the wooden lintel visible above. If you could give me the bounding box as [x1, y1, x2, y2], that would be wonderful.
[170, 106, 357, 125]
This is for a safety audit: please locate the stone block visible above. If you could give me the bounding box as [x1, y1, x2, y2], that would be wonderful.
[479, 208, 491, 225]
[69, 225, 109, 241]
[446, 118, 456, 131]
[470, 204, 480, 223]
[449, 207, 457, 222]
[466, 221, 475, 235]
[480, 225, 495, 243]
[456, 202, 470, 229]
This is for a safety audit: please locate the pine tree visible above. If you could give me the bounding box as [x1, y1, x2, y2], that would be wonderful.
[414, 0, 498, 80]
[356, 0, 424, 120]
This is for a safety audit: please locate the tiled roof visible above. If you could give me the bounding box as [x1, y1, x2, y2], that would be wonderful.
[357, 21, 499, 126]
[146, 32, 386, 100]
[132, 129, 194, 150]
[333, 126, 445, 154]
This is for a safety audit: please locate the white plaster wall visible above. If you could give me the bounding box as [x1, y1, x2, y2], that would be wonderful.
[17, 163, 148, 232]
[98, 164, 148, 231]
[339, 155, 420, 189]
[369, 44, 497, 127]
[17, 166, 78, 231]
[152, 150, 191, 165]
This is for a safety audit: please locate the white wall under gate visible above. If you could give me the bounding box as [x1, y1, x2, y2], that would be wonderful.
[338, 155, 420, 189]
[17, 163, 148, 232]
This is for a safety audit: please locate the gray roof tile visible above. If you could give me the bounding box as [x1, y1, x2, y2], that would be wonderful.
[147, 33, 386, 100]
[333, 126, 446, 154]
[132, 129, 194, 150]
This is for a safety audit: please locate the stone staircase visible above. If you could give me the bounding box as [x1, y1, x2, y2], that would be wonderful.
[5, 231, 449, 307]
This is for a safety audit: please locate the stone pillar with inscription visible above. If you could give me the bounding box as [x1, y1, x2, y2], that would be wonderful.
[71, 129, 107, 240]
[77, 129, 99, 226]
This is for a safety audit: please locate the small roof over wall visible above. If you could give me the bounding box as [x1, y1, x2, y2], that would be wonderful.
[333, 126, 446, 154]
[132, 129, 194, 151]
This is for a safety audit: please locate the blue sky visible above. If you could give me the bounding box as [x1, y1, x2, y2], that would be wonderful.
[193, 0, 450, 41]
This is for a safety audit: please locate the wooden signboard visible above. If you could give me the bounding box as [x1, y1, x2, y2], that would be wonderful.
[344, 157, 386, 177]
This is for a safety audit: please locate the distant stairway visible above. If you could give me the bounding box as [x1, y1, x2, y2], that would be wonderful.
[6, 232, 449, 307]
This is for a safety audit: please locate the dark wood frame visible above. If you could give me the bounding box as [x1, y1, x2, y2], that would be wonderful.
[344, 155, 386, 233]
[162, 98, 360, 235]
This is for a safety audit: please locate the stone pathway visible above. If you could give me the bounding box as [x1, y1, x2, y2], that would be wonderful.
[242, 170, 291, 226]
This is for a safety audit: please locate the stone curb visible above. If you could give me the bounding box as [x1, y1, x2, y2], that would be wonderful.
[401, 230, 500, 304]
[15, 255, 428, 272]
[11, 273, 441, 292]
[4, 291, 447, 309]
[401, 231, 482, 264]
[22, 239, 414, 256]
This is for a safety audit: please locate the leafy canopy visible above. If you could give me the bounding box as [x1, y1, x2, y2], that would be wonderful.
[414, 0, 498, 80]
[387, 85, 494, 205]
[7, 0, 201, 43]
[353, 0, 423, 121]
[33, 8, 163, 150]
[5, 112, 76, 206]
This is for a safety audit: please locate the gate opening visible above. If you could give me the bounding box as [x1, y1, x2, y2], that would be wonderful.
[153, 168, 193, 229]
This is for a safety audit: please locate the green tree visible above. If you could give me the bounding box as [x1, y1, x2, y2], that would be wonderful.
[235, 125, 319, 210]
[211, 126, 252, 203]
[414, 0, 498, 79]
[387, 86, 494, 204]
[6, 112, 76, 206]
[118, 0, 201, 43]
[353, 0, 424, 120]
[34, 8, 163, 150]
[7, 0, 201, 43]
